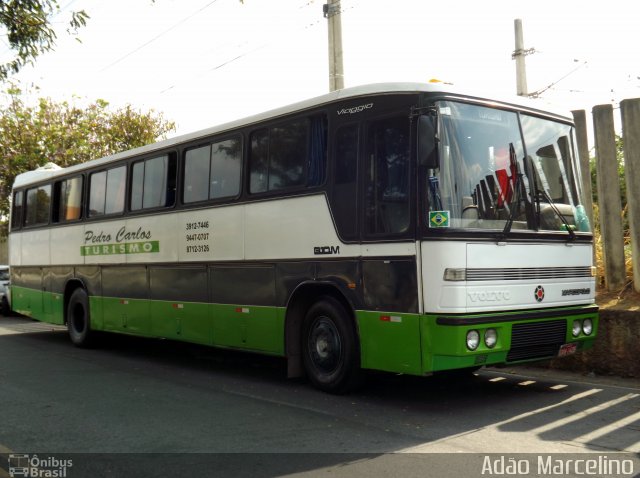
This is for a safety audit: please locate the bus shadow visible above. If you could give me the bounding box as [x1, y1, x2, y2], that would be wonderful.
[1, 318, 638, 462]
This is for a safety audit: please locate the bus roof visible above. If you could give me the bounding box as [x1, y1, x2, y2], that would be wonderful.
[12, 81, 572, 189]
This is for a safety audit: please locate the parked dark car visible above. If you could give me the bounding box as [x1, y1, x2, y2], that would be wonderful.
[0, 266, 10, 315]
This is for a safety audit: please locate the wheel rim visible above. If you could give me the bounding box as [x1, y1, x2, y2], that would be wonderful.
[308, 316, 342, 374]
[71, 302, 86, 334]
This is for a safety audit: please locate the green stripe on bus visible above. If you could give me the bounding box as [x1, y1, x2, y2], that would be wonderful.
[80, 241, 160, 256]
[96, 297, 286, 355]
[9, 285, 598, 377]
[356, 310, 422, 375]
[10, 286, 65, 325]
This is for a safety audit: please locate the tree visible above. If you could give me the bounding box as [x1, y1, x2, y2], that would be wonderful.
[0, 0, 89, 81]
[0, 85, 176, 225]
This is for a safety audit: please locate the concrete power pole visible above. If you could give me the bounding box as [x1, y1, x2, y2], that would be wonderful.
[513, 19, 529, 97]
[594, 104, 627, 291]
[620, 99, 640, 292]
[324, 1, 344, 92]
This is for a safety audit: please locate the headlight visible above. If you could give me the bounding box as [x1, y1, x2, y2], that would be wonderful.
[484, 328, 498, 348]
[582, 318, 593, 336]
[466, 330, 480, 351]
[571, 320, 582, 337]
[443, 268, 466, 281]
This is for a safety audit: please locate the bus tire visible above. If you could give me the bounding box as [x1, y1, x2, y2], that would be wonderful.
[67, 288, 94, 347]
[302, 297, 362, 394]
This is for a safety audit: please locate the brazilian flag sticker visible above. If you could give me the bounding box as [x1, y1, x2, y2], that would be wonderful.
[429, 210, 450, 228]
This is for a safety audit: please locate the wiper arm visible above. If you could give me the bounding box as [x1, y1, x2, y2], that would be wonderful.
[499, 143, 523, 240]
[500, 172, 523, 238]
[536, 188, 577, 241]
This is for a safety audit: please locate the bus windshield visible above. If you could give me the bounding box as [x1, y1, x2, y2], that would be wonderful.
[426, 100, 591, 234]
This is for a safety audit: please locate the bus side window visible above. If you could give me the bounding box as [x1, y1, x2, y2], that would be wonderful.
[249, 115, 326, 194]
[53, 176, 83, 223]
[24, 184, 52, 227]
[332, 124, 359, 239]
[11, 190, 23, 230]
[184, 145, 211, 203]
[308, 115, 328, 187]
[210, 138, 241, 199]
[131, 154, 176, 211]
[250, 129, 269, 194]
[184, 138, 241, 203]
[268, 120, 306, 190]
[89, 166, 126, 217]
[364, 116, 411, 235]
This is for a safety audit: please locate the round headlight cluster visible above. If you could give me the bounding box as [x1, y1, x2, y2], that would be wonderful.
[572, 318, 594, 337]
[484, 328, 498, 348]
[466, 329, 498, 351]
[572, 320, 582, 337]
[466, 330, 480, 351]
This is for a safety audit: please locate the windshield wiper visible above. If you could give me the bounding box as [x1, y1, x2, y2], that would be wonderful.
[500, 172, 523, 239]
[500, 143, 523, 239]
[535, 188, 577, 241]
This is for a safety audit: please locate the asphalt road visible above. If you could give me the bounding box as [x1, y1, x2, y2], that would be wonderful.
[0, 315, 638, 477]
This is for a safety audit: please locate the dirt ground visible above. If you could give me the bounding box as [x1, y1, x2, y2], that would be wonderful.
[596, 282, 640, 311]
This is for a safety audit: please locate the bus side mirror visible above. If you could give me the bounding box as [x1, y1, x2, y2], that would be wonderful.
[418, 115, 438, 169]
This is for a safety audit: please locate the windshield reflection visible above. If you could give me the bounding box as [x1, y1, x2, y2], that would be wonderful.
[426, 101, 591, 234]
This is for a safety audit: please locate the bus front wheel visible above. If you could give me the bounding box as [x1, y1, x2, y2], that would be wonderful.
[302, 297, 362, 394]
[67, 288, 94, 347]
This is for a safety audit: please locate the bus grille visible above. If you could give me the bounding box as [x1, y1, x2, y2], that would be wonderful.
[507, 319, 567, 362]
[466, 266, 592, 281]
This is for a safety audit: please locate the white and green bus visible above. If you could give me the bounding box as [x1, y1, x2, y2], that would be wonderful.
[8, 82, 598, 393]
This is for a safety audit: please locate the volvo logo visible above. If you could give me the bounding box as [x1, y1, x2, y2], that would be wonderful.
[468, 290, 511, 302]
[534, 285, 545, 302]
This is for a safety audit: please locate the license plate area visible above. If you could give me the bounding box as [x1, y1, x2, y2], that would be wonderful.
[558, 343, 578, 357]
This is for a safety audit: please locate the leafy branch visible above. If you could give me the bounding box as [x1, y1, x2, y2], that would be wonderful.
[0, 0, 89, 80]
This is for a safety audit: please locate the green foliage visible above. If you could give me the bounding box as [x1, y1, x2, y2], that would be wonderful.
[0, 0, 89, 80]
[615, 136, 626, 210]
[590, 136, 629, 236]
[0, 85, 176, 223]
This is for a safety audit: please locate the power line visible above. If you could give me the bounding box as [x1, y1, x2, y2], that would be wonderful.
[528, 60, 588, 99]
[156, 0, 362, 95]
[159, 0, 323, 95]
[99, 0, 223, 73]
[160, 20, 323, 94]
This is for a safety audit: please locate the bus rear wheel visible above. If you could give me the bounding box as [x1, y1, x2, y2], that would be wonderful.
[302, 297, 362, 394]
[67, 288, 94, 347]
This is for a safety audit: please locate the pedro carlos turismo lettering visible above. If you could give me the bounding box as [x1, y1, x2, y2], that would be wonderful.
[81, 226, 159, 256]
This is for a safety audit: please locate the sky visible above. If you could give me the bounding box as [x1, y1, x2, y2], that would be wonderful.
[2, 0, 640, 145]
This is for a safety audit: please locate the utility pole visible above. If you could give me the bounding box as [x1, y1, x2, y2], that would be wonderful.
[512, 19, 531, 97]
[324, 1, 344, 92]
